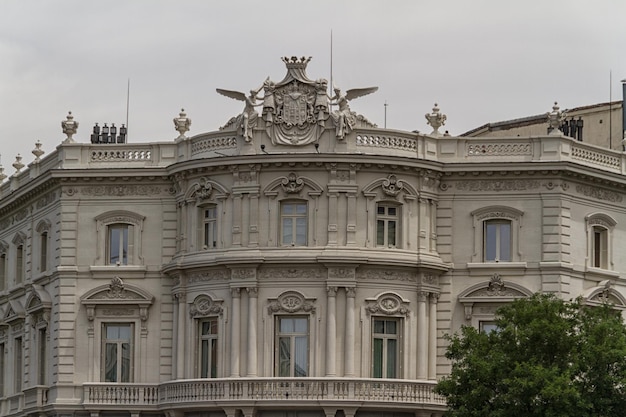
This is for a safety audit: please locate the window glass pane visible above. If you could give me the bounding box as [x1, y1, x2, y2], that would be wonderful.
[296, 218, 307, 245]
[210, 339, 218, 378]
[280, 318, 294, 333]
[485, 222, 497, 261]
[499, 222, 511, 261]
[377, 206, 385, 215]
[376, 220, 385, 246]
[105, 343, 117, 382]
[121, 342, 131, 382]
[294, 336, 308, 376]
[387, 339, 397, 378]
[282, 204, 294, 215]
[122, 227, 129, 264]
[388, 207, 396, 216]
[282, 218, 293, 244]
[279, 337, 291, 377]
[388, 221, 396, 246]
[373, 338, 383, 378]
[386, 320, 397, 335]
[296, 204, 307, 214]
[201, 340, 209, 378]
[374, 319, 385, 334]
[109, 228, 120, 263]
[294, 318, 308, 333]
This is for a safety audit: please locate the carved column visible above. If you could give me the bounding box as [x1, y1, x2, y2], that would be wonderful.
[249, 193, 259, 247]
[171, 295, 178, 379]
[232, 193, 242, 247]
[176, 292, 186, 379]
[246, 287, 258, 376]
[428, 293, 439, 379]
[417, 291, 428, 379]
[326, 287, 337, 376]
[430, 200, 438, 253]
[344, 287, 356, 376]
[346, 192, 357, 246]
[328, 192, 338, 246]
[418, 198, 429, 250]
[230, 288, 241, 377]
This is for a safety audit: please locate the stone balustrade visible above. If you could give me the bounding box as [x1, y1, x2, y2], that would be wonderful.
[82, 378, 445, 409]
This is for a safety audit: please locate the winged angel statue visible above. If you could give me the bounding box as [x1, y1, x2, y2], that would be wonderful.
[216, 84, 265, 142]
[330, 85, 378, 139]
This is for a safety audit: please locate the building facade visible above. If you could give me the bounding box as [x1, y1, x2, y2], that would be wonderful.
[1, 57, 626, 417]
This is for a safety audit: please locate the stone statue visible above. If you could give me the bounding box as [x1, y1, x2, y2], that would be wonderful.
[261, 77, 276, 126]
[314, 79, 330, 126]
[330, 85, 378, 139]
[216, 86, 264, 141]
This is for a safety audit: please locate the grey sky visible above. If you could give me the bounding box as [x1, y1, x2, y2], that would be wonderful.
[1, 0, 625, 170]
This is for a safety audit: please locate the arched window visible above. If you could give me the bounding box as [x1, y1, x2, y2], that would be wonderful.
[471, 206, 524, 264]
[585, 213, 617, 271]
[95, 211, 145, 266]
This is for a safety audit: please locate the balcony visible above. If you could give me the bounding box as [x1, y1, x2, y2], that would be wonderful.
[83, 378, 445, 411]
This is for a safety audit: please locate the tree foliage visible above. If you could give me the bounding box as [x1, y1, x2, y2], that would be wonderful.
[435, 294, 626, 417]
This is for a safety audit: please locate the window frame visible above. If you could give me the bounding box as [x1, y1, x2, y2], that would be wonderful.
[376, 203, 401, 248]
[280, 201, 308, 247]
[101, 322, 134, 383]
[372, 317, 401, 378]
[0, 246, 7, 291]
[14, 336, 22, 393]
[198, 318, 219, 378]
[471, 206, 523, 264]
[585, 213, 617, 271]
[95, 211, 145, 266]
[200, 204, 219, 250]
[483, 219, 512, 262]
[275, 315, 310, 377]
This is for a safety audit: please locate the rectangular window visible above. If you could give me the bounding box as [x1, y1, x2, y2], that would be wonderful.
[276, 316, 309, 377]
[376, 204, 399, 248]
[14, 337, 22, 392]
[203, 206, 218, 249]
[108, 224, 131, 265]
[281, 202, 307, 246]
[199, 318, 218, 378]
[484, 220, 511, 262]
[0, 343, 4, 396]
[38, 328, 47, 385]
[479, 321, 499, 333]
[593, 226, 608, 268]
[372, 318, 400, 378]
[102, 323, 133, 382]
[40, 232, 48, 272]
[16, 245, 23, 284]
[0, 253, 6, 291]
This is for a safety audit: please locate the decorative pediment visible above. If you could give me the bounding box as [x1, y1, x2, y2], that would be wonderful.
[185, 177, 229, 202]
[362, 174, 418, 201]
[263, 173, 323, 197]
[4, 299, 25, 324]
[26, 285, 52, 328]
[458, 274, 533, 320]
[582, 280, 626, 309]
[268, 290, 316, 314]
[81, 277, 155, 323]
[190, 294, 224, 318]
[365, 292, 410, 317]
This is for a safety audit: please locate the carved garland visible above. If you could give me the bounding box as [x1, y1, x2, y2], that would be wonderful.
[268, 291, 316, 314]
[365, 293, 410, 316]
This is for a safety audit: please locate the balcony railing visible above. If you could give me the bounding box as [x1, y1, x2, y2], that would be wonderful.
[84, 378, 445, 408]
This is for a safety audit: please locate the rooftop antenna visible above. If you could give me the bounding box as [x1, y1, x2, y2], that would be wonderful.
[329, 30, 333, 113]
[384, 101, 388, 128]
[126, 78, 130, 142]
[609, 70, 612, 149]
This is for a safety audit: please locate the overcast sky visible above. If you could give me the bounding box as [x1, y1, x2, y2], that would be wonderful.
[1, 0, 625, 170]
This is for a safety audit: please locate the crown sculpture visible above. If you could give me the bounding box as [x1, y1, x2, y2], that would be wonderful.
[217, 56, 378, 146]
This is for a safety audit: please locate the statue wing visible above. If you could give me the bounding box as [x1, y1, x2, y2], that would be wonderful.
[216, 88, 247, 101]
[345, 87, 378, 101]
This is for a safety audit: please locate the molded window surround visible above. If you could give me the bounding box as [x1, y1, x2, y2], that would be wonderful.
[35, 220, 52, 274]
[376, 203, 401, 248]
[372, 317, 401, 378]
[275, 316, 309, 377]
[94, 211, 145, 266]
[470, 206, 524, 265]
[585, 213, 617, 271]
[199, 204, 218, 250]
[280, 201, 308, 246]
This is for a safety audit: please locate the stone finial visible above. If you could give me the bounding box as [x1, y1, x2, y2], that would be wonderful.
[61, 111, 79, 143]
[32, 141, 45, 162]
[13, 154, 24, 173]
[547, 102, 565, 135]
[173, 108, 191, 140]
[425, 103, 447, 137]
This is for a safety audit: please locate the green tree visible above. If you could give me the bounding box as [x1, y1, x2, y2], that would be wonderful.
[435, 293, 626, 417]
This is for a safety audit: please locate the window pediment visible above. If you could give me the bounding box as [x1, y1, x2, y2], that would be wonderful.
[81, 277, 155, 325]
[268, 290, 316, 314]
[362, 174, 418, 201]
[459, 274, 532, 320]
[365, 292, 411, 316]
[4, 299, 25, 324]
[263, 173, 323, 197]
[190, 294, 224, 317]
[582, 280, 626, 309]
